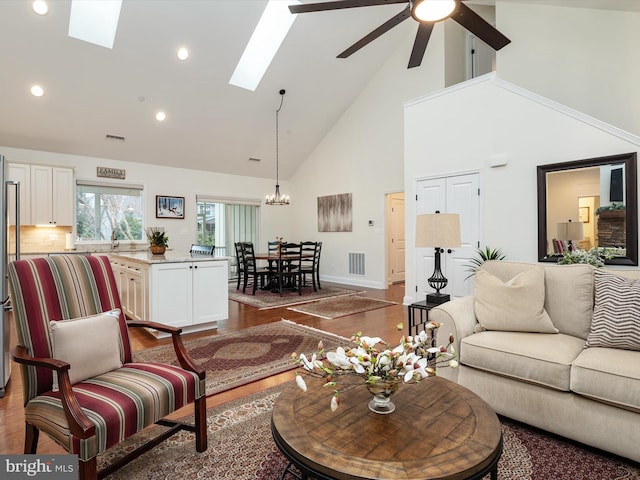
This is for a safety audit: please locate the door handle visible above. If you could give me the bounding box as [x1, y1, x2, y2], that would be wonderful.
[447, 249, 454, 254]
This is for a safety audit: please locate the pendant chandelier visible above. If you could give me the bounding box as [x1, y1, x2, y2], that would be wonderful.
[265, 89, 290, 205]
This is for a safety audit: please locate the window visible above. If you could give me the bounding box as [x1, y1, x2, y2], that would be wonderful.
[76, 180, 144, 242]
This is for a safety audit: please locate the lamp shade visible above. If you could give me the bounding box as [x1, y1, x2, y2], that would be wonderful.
[556, 221, 584, 241]
[411, 0, 458, 22]
[416, 213, 461, 248]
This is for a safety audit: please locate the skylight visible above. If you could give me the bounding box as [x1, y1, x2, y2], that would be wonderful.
[68, 0, 122, 49]
[229, 0, 300, 92]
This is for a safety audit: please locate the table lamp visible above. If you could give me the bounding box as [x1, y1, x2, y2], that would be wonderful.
[556, 220, 584, 252]
[415, 212, 461, 305]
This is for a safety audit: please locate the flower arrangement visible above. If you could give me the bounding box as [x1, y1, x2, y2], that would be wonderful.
[557, 247, 614, 267]
[145, 227, 169, 247]
[292, 322, 458, 411]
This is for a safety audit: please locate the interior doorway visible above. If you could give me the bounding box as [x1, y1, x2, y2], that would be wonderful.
[386, 192, 405, 285]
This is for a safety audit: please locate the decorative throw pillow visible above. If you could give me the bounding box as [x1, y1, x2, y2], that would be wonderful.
[49, 309, 123, 390]
[587, 270, 640, 351]
[474, 267, 558, 333]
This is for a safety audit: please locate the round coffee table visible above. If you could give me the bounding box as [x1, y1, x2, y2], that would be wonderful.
[271, 376, 502, 480]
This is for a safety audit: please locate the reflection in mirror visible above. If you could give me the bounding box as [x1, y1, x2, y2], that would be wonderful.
[537, 152, 638, 266]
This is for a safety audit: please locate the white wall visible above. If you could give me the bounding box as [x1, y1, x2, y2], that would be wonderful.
[0, 145, 291, 255]
[498, 2, 640, 137]
[404, 75, 640, 303]
[288, 25, 448, 288]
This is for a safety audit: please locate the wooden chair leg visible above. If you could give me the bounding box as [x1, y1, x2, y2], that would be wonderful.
[194, 396, 207, 452]
[79, 457, 97, 480]
[25, 423, 39, 454]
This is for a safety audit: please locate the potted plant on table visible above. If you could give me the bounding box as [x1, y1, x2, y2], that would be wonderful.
[146, 227, 169, 255]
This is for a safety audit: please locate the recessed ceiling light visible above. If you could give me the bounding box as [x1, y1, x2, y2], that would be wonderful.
[229, 0, 300, 91]
[155, 111, 166, 122]
[30, 85, 44, 97]
[32, 1, 48, 15]
[177, 47, 189, 61]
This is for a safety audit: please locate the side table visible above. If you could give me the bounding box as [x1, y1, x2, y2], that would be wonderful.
[407, 299, 444, 335]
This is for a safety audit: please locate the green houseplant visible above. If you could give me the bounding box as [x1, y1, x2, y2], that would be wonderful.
[464, 246, 506, 279]
[146, 227, 168, 255]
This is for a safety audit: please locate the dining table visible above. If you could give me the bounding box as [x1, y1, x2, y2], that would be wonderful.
[253, 251, 313, 292]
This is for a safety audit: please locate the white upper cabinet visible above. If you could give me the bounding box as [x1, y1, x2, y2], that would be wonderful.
[9, 163, 74, 227]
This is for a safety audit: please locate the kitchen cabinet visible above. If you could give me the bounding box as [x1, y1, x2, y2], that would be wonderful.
[8, 163, 31, 225]
[31, 165, 74, 226]
[109, 253, 229, 338]
[8, 163, 74, 226]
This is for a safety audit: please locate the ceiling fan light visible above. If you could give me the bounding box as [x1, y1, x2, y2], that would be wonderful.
[411, 0, 457, 23]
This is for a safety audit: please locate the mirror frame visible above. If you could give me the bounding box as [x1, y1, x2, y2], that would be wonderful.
[537, 152, 638, 266]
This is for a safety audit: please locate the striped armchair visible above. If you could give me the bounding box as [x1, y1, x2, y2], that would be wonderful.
[9, 255, 207, 480]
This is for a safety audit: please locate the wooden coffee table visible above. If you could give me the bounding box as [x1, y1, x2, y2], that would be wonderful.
[271, 376, 502, 480]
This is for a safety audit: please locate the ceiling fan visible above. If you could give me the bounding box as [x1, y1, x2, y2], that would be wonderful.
[289, 0, 511, 68]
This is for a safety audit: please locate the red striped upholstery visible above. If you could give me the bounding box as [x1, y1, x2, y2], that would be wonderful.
[9, 255, 203, 462]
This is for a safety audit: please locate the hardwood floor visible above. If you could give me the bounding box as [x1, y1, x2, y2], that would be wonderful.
[0, 282, 407, 456]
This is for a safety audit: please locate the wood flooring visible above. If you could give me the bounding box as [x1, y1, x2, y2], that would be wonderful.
[0, 282, 407, 456]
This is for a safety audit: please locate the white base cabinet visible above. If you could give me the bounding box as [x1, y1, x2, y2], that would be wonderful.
[110, 254, 228, 339]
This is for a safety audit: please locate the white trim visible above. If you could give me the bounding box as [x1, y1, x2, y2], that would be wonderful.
[405, 72, 640, 147]
[76, 178, 144, 190]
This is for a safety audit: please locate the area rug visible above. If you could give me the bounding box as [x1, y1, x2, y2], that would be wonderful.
[133, 320, 351, 396]
[228, 284, 363, 309]
[100, 384, 640, 480]
[287, 295, 397, 319]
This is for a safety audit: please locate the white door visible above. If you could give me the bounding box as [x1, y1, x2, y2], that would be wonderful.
[192, 261, 228, 325]
[387, 193, 405, 284]
[416, 173, 480, 300]
[151, 262, 193, 327]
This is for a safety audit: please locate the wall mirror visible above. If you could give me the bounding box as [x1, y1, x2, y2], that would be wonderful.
[537, 152, 638, 266]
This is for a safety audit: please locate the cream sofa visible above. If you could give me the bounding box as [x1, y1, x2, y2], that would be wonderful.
[430, 261, 640, 463]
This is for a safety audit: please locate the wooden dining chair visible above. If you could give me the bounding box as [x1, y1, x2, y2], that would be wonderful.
[8, 255, 207, 480]
[272, 242, 303, 295]
[190, 244, 215, 255]
[241, 242, 270, 295]
[300, 241, 319, 292]
[234, 242, 246, 290]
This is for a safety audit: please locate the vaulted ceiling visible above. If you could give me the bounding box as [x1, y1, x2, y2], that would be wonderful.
[0, 0, 637, 180]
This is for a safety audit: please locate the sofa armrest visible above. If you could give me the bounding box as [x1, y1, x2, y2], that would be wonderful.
[430, 296, 478, 382]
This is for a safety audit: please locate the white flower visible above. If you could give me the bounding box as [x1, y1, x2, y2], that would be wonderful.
[449, 359, 459, 368]
[326, 347, 352, 369]
[330, 395, 339, 412]
[296, 374, 307, 392]
[299, 353, 317, 371]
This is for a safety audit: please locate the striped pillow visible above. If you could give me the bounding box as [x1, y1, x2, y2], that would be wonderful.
[587, 270, 640, 351]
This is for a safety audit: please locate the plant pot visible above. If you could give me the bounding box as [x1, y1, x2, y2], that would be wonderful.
[366, 379, 401, 414]
[150, 245, 166, 255]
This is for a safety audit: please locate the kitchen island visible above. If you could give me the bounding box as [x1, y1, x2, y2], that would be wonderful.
[110, 252, 229, 338]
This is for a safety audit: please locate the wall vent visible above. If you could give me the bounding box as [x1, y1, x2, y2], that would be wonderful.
[348, 252, 365, 276]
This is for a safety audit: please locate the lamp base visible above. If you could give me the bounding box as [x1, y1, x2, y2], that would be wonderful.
[426, 292, 450, 305]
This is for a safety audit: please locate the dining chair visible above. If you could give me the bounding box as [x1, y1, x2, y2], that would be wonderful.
[8, 255, 207, 480]
[300, 241, 319, 292]
[272, 242, 303, 295]
[241, 242, 270, 295]
[234, 242, 246, 290]
[190, 244, 215, 255]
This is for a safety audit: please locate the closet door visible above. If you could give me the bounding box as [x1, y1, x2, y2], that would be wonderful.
[415, 173, 480, 300]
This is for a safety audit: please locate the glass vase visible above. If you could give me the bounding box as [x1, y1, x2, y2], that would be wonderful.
[366, 379, 400, 414]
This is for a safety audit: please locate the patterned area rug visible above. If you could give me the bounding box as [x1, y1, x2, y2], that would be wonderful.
[133, 320, 352, 396]
[228, 284, 363, 309]
[100, 384, 640, 480]
[287, 295, 397, 319]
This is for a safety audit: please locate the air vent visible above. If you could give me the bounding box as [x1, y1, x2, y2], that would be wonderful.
[105, 134, 125, 141]
[348, 252, 365, 276]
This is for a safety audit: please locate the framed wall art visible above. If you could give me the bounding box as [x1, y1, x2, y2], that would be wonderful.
[156, 195, 185, 219]
[317, 193, 352, 232]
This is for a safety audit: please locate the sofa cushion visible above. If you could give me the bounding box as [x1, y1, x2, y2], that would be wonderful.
[571, 347, 640, 413]
[586, 269, 640, 351]
[474, 266, 558, 333]
[460, 331, 585, 391]
[542, 264, 594, 339]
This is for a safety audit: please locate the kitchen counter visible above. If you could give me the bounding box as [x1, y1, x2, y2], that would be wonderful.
[110, 252, 230, 264]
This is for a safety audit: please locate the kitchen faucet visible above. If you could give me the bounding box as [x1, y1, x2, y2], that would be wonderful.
[111, 231, 119, 249]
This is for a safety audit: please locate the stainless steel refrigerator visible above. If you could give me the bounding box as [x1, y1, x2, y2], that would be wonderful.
[0, 153, 20, 397]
